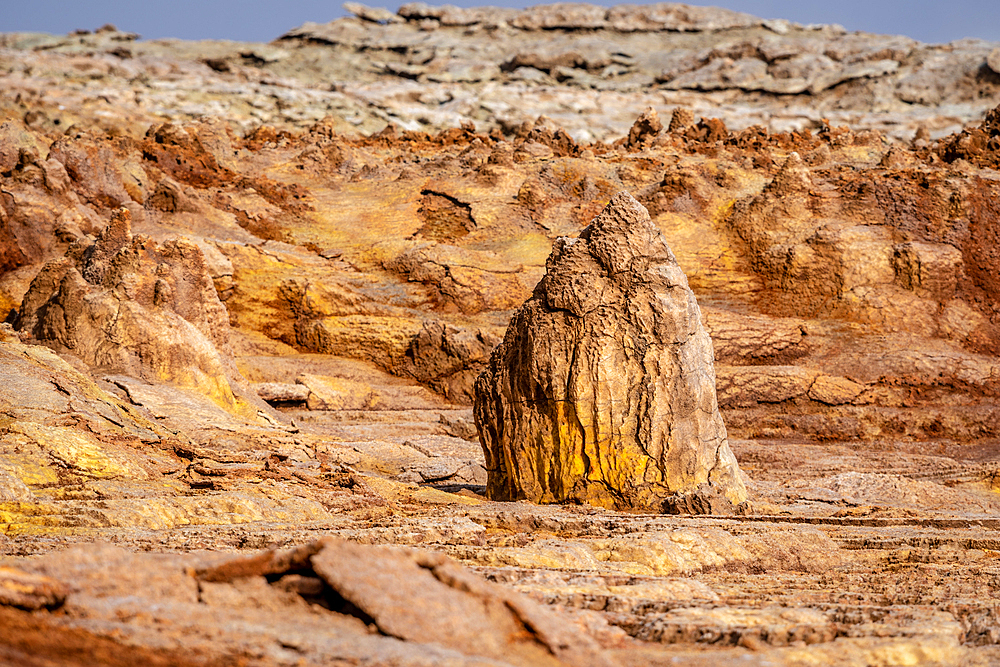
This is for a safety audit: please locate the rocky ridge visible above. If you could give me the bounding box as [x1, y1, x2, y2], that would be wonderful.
[17, 206, 269, 419]
[1, 6, 1000, 666]
[2, 3, 1000, 144]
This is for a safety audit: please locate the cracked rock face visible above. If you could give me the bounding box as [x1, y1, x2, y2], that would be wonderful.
[475, 191, 747, 512]
[17, 208, 260, 417]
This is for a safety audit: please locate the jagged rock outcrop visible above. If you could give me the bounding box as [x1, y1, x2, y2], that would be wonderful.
[474, 192, 747, 512]
[400, 320, 502, 403]
[724, 140, 1000, 355]
[0, 539, 614, 667]
[17, 207, 263, 417]
[626, 106, 663, 148]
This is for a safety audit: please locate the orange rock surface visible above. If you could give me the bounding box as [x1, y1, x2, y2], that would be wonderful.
[1, 8, 1000, 665]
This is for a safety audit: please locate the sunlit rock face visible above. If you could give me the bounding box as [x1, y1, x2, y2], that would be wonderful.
[475, 192, 747, 513]
[17, 207, 260, 417]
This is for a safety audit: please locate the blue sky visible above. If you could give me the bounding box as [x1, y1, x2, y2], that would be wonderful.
[4, 1, 999, 44]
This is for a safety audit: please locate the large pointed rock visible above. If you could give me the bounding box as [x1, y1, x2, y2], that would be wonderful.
[474, 192, 747, 512]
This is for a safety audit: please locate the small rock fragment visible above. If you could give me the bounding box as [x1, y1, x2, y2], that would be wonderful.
[0, 567, 68, 610]
[626, 106, 663, 148]
[667, 107, 695, 133]
[253, 382, 310, 405]
[807, 375, 866, 406]
[342, 2, 403, 24]
[39, 159, 71, 193]
[80, 206, 133, 285]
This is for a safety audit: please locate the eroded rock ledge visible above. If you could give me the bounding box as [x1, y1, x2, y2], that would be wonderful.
[17, 207, 266, 418]
[3, 4, 999, 144]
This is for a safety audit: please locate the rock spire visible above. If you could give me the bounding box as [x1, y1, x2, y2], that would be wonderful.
[474, 192, 747, 512]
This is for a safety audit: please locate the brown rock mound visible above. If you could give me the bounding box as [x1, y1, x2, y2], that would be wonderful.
[17, 207, 262, 417]
[474, 192, 747, 512]
[936, 102, 1000, 169]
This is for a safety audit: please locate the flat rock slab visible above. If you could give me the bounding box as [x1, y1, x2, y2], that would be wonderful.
[1, 539, 614, 667]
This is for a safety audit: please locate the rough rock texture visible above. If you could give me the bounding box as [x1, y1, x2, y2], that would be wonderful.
[0, 539, 614, 666]
[2, 8, 1000, 666]
[2, 6, 999, 146]
[401, 319, 502, 402]
[475, 192, 746, 512]
[2, 310, 1000, 665]
[17, 207, 265, 417]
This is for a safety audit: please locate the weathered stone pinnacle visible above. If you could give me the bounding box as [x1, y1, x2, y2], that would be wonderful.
[474, 191, 747, 513]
